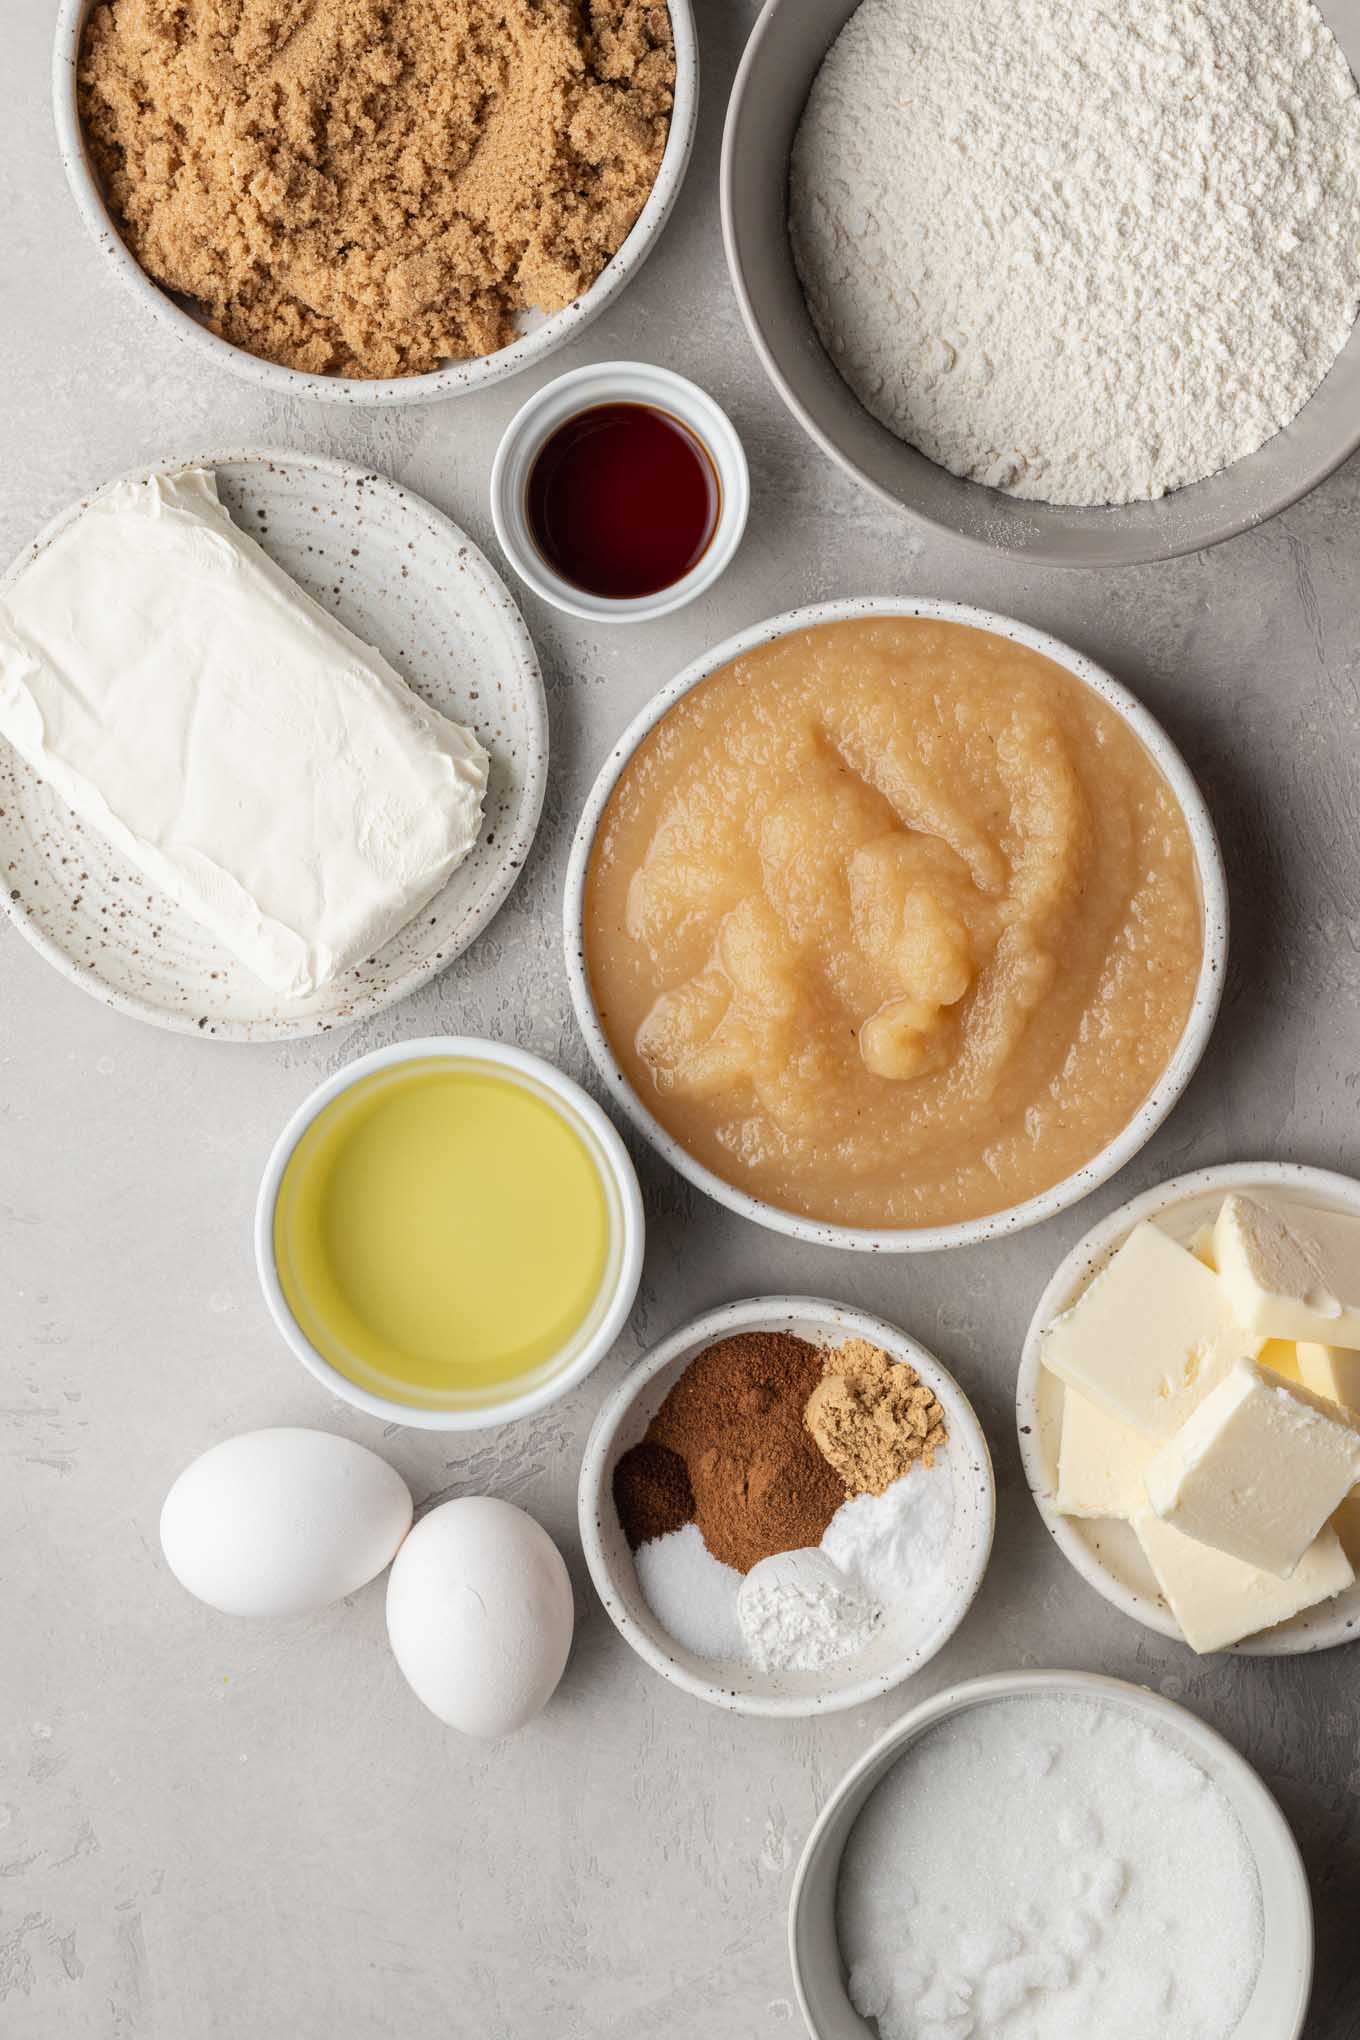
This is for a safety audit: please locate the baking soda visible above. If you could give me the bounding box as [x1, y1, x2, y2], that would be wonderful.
[837, 1695, 1264, 2040]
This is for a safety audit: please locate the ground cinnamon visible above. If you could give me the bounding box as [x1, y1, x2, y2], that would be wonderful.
[618, 1331, 846, 1573]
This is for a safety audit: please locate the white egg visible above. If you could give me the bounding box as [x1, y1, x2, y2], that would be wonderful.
[160, 1428, 413, 1618]
[385, 1497, 573, 1737]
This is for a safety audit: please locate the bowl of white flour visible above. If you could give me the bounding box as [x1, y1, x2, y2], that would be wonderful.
[722, 0, 1360, 564]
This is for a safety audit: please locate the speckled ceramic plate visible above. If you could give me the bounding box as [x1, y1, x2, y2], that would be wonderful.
[578, 1296, 996, 1717]
[0, 450, 547, 1040]
[1017, 1162, 1360, 1657]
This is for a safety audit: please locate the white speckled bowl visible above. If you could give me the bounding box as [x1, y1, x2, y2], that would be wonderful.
[577, 1296, 995, 1717]
[789, 1671, 1313, 2040]
[1017, 1162, 1360, 1655]
[53, 0, 698, 405]
[0, 449, 547, 1040]
[257, 1037, 645, 1430]
[564, 598, 1229, 1251]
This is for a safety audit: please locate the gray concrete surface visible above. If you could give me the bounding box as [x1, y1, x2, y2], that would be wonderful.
[3, 3, 1359, 2035]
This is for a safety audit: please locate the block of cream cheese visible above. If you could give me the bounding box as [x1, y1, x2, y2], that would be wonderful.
[1056, 1391, 1156, 1519]
[0, 469, 490, 998]
[1040, 1222, 1260, 1439]
[1213, 1195, 1360, 1351]
[1134, 1509, 1353, 1653]
[1144, 1358, 1360, 1576]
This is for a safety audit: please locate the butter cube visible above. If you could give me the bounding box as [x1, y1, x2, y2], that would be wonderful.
[1134, 1511, 1353, 1653]
[1214, 1195, 1360, 1350]
[1297, 1341, 1360, 1410]
[1257, 1339, 1302, 1383]
[1144, 1359, 1360, 1576]
[1056, 1392, 1156, 1519]
[1040, 1221, 1260, 1439]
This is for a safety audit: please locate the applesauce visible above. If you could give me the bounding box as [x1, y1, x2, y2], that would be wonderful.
[584, 617, 1205, 1230]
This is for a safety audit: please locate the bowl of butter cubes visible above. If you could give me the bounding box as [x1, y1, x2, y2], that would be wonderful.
[1017, 1162, 1360, 1655]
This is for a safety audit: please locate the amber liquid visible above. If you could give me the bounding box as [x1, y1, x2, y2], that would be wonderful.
[526, 402, 721, 599]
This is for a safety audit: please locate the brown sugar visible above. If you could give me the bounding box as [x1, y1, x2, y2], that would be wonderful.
[805, 1337, 947, 1497]
[643, 1331, 846, 1574]
[78, 0, 675, 379]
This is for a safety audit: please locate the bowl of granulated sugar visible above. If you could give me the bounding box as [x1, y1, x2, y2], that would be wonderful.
[577, 1295, 995, 1717]
[789, 1670, 1312, 2040]
[723, 0, 1360, 565]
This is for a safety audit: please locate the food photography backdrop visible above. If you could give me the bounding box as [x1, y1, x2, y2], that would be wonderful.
[3, 1, 1359, 2036]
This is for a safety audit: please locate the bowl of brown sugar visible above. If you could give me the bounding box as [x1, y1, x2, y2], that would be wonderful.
[53, 0, 698, 403]
[577, 1295, 995, 1716]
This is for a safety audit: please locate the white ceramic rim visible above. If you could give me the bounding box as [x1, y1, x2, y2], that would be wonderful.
[787, 1668, 1314, 2040]
[577, 1294, 997, 1717]
[563, 598, 1229, 1251]
[52, 0, 698, 406]
[254, 1036, 645, 1431]
[489, 361, 751, 621]
[1017, 1159, 1360, 1654]
[0, 447, 548, 1042]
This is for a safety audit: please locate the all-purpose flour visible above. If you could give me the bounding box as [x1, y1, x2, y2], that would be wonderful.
[791, 0, 1360, 505]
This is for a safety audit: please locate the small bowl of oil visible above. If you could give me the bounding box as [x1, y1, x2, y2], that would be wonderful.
[256, 1038, 645, 1430]
[490, 360, 750, 623]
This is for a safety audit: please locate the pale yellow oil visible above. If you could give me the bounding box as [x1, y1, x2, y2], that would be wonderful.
[274, 1058, 612, 1403]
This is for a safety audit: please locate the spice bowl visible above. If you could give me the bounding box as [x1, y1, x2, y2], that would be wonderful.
[789, 1670, 1313, 2040]
[490, 361, 750, 621]
[577, 1295, 995, 1717]
[53, 0, 698, 406]
[1017, 1160, 1360, 1656]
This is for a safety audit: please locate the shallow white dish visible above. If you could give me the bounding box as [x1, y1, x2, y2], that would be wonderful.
[1017, 1161, 1360, 1655]
[53, 0, 698, 406]
[0, 450, 547, 1040]
[256, 1036, 644, 1431]
[577, 1295, 995, 1717]
[789, 1669, 1313, 2040]
[490, 361, 750, 622]
[564, 597, 1229, 1250]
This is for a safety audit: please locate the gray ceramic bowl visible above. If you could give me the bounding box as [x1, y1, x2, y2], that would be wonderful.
[721, 0, 1360, 567]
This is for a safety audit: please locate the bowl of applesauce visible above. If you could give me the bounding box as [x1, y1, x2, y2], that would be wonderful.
[564, 601, 1228, 1250]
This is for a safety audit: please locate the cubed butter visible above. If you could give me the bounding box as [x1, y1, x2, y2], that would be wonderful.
[1214, 1195, 1360, 1350]
[1144, 1359, 1360, 1576]
[1257, 1339, 1302, 1383]
[1134, 1510, 1354, 1653]
[1056, 1391, 1156, 1519]
[1040, 1221, 1260, 1439]
[1297, 1340, 1360, 1410]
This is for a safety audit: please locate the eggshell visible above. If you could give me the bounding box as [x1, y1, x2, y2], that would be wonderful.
[160, 1428, 413, 1618]
[385, 1497, 574, 1737]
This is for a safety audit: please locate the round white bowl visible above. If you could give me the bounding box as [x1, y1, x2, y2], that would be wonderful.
[53, 0, 698, 406]
[564, 597, 1229, 1251]
[1017, 1161, 1360, 1654]
[789, 1670, 1313, 2040]
[577, 1295, 995, 1717]
[256, 1037, 644, 1430]
[489, 361, 750, 622]
[722, 0, 1360, 567]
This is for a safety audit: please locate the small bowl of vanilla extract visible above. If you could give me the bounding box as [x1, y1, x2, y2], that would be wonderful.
[490, 362, 749, 622]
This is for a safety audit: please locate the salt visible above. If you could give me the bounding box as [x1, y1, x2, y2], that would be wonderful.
[837, 1695, 1264, 2040]
[633, 1456, 956, 1673]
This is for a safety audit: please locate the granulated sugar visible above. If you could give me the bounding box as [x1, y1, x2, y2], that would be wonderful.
[791, 0, 1360, 505]
[633, 1522, 746, 1662]
[837, 1694, 1264, 2040]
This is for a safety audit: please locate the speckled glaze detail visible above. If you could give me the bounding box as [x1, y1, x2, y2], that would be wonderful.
[789, 1671, 1314, 2040]
[1017, 1161, 1360, 1657]
[563, 596, 1229, 1252]
[0, 449, 548, 1041]
[51, 0, 698, 407]
[577, 1295, 996, 1718]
